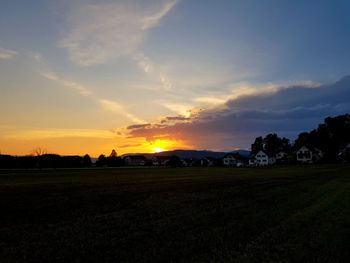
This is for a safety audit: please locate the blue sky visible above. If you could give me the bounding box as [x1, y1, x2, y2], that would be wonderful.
[0, 0, 350, 155]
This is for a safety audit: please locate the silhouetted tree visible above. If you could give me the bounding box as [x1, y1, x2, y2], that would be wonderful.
[294, 114, 350, 162]
[167, 155, 182, 167]
[281, 137, 291, 152]
[0, 154, 16, 168]
[96, 154, 107, 167]
[83, 154, 92, 167]
[252, 134, 291, 155]
[251, 136, 264, 155]
[264, 134, 280, 154]
[106, 149, 124, 166]
[32, 147, 47, 156]
[38, 154, 61, 168]
[264, 133, 290, 154]
[110, 149, 117, 157]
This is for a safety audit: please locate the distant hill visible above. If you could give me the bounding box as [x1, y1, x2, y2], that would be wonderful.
[122, 149, 250, 159]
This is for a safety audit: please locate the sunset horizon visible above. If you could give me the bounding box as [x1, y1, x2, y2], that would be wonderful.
[1, 1, 350, 262]
[1, 0, 350, 157]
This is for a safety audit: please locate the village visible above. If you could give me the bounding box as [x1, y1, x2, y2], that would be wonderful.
[121, 143, 350, 167]
[0, 114, 349, 169]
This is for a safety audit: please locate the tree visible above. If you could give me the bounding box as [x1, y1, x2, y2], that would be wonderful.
[251, 136, 264, 155]
[96, 154, 107, 167]
[167, 155, 182, 167]
[107, 149, 123, 167]
[264, 134, 280, 154]
[83, 154, 92, 167]
[251, 134, 291, 155]
[110, 149, 117, 157]
[294, 114, 350, 162]
[32, 147, 47, 156]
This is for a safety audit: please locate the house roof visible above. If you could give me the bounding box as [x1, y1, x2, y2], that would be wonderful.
[297, 146, 323, 154]
[255, 150, 275, 158]
[297, 146, 310, 152]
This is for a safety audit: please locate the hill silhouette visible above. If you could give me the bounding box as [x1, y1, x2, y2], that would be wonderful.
[122, 149, 250, 159]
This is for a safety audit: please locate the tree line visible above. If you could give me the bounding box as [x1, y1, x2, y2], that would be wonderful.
[0, 153, 93, 169]
[251, 114, 350, 162]
[1, 114, 349, 168]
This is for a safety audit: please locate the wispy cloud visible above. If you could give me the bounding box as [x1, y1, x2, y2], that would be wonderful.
[60, 0, 178, 66]
[142, 0, 178, 29]
[134, 53, 173, 91]
[0, 47, 18, 60]
[98, 99, 145, 124]
[41, 70, 145, 123]
[3, 128, 116, 140]
[41, 72, 93, 96]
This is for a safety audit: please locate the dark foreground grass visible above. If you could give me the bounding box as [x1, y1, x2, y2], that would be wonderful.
[0, 165, 349, 262]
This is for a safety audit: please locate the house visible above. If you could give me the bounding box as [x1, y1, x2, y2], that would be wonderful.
[248, 158, 256, 166]
[200, 157, 217, 167]
[296, 146, 312, 163]
[222, 153, 245, 167]
[254, 150, 276, 166]
[123, 155, 147, 166]
[296, 146, 324, 164]
[182, 158, 195, 167]
[152, 156, 171, 166]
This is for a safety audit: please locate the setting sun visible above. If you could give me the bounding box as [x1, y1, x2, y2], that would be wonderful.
[147, 138, 189, 154]
[152, 147, 165, 153]
[150, 139, 169, 153]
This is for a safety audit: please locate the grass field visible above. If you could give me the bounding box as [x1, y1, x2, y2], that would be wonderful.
[0, 165, 349, 262]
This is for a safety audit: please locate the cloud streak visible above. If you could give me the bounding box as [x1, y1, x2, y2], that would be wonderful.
[60, 0, 178, 66]
[134, 53, 173, 91]
[41, 71, 145, 124]
[41, 72, 93, 96]
[2, 128, 116, 140]
[98, 99, 145, 124]
[0, 47, 17, 60]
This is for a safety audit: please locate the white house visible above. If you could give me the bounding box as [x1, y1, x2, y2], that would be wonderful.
[223, 154, 237, 166]
[223, 154, 244, 167]
[200, 157, 217, 167]
[296, 146, 312, 163]
[254, 150, 276, 166]
[182, 158, 194, 167]
[248, 158, 256, 166]
[152, 156, 171, 166]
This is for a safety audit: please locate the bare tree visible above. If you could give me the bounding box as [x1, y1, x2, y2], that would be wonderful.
[32, 147, 47, 156]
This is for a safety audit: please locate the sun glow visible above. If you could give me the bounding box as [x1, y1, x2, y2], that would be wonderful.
[152, 147, 165, 153]
[148, 139, 187, 153]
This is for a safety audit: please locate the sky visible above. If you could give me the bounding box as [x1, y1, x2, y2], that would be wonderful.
[0, 0, 350, 156]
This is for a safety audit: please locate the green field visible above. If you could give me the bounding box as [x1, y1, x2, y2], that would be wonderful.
[0, 165, 349, 262]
